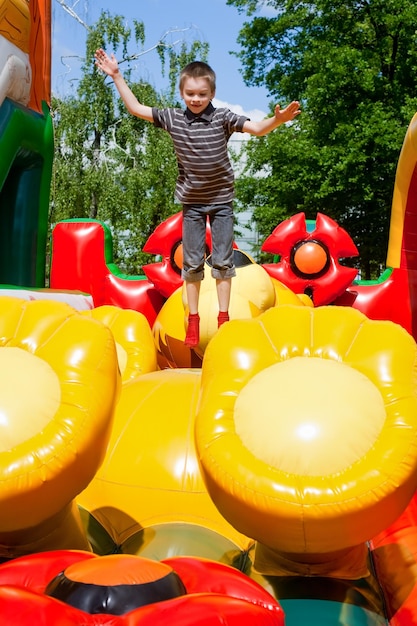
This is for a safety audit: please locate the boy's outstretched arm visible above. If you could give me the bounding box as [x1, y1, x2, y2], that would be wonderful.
[243, 101, 301, 137]
[94, 49, 154, 122]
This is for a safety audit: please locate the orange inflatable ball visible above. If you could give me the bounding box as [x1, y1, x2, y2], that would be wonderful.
[173, 242, 184, 272]
[46, 554, 185, 614]
[292, 240, 328, 275]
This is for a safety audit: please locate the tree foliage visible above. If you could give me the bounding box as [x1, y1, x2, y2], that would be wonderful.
[228, 0, 417, 277]
[51, 11, 208, 273]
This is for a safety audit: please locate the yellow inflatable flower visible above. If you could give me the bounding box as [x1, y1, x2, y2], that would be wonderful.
[0, 297, 120, 557]
[195, 305, 417, 571]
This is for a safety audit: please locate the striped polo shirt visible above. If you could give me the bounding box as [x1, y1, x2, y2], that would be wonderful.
[152, 102, 249, 205]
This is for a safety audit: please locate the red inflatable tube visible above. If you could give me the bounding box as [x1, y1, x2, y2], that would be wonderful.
[370, 493, 417, 625]
[0, 549, 95, 592]
[0, 551, 285, 626]
[50, 220, 165, 326]
[163, 555, 281, 612]
[0, 586, 282, 626]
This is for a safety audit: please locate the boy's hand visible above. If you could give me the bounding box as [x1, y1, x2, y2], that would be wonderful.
[274, 101, 301, 123]
[95, 49, 119, 78]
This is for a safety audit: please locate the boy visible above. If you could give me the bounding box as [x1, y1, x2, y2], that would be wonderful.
[95, 49, 300, 347]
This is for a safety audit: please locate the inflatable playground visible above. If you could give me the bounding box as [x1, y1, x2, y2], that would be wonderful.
[2, 1, 417, 624]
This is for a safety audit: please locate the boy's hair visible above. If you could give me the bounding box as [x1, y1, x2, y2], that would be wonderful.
[179, 61, 216, 93]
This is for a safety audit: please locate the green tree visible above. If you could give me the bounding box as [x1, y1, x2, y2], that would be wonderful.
[51, 11, 208, 273]
[228, 0, 417, 278]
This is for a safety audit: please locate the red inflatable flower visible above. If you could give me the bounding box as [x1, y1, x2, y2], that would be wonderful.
[0, 551, 284, 625]
[262, 212, 359, 306]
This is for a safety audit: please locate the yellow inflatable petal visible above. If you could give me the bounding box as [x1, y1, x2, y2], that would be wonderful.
[195, 305, 417, 557]
[270, 277, 312, 307]
[295, 293, 314, 307]
[0, 298, 120, 554]
[81, 305, 157, 382]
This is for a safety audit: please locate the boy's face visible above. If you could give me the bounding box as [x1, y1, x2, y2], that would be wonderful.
[180, 76, 215, 115]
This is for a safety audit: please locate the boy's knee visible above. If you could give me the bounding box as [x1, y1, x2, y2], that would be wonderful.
[211, 267, 236, 280]
[182, 268, 205, 282]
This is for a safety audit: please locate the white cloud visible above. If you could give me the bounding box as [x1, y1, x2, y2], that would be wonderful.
[213, 97, 266, 122]
[213, 97, 267, 147]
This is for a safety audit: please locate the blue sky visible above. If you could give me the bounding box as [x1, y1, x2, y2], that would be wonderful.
[52, 0, 275, 120]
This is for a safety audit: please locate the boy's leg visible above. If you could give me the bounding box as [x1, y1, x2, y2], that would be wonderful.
[185, 280, 201, 315]
[184, 280, 201, 348]
[216, 278, 231, 327]
[210, 204, 235, 327]
[182, 205, 206, 348]
[182, 204, 206, 288]
[184, 310, 200, 347]
[184, 281, 201, 348]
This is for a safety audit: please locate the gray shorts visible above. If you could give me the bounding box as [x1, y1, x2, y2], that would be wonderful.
[181, 203, 236, 282]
